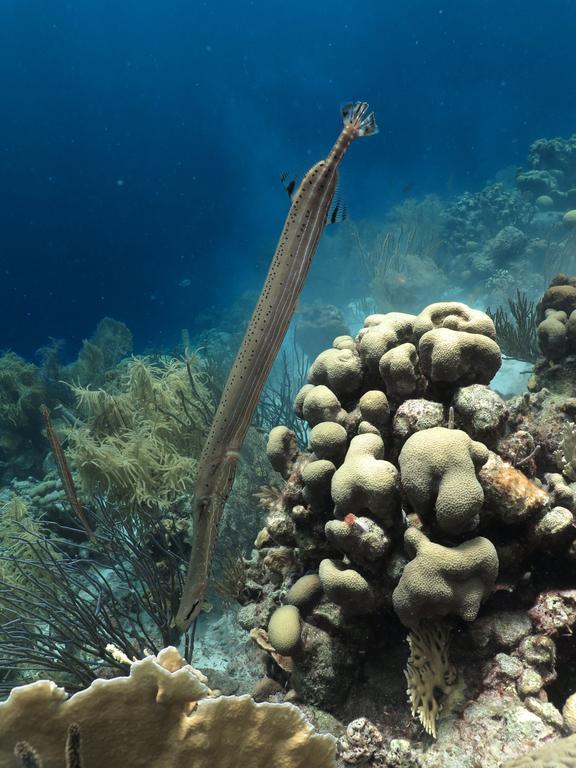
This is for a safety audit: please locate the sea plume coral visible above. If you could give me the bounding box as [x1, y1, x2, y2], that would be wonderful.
[65, 355, 213, 513]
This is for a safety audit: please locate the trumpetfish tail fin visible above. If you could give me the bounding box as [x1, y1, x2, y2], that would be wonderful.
[341, 101, 379, 136]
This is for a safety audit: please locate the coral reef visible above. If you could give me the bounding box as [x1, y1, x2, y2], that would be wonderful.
[233, 296, 576, 765]
[0, 500, 187, 691]
[62, 317, 133, 388]
[517, 133, 576, 207]
[295, 303, 350, 360]
[9, 128, 576, 768]
[502, 734, 576, 767]
[392, 528, 498, 626]
[352, 196, 446, 316]
[0, 316, 133, 482]
[440, 183, 533, 281]
[487, 290, 539, 363]
[531, 274, 576, 397]
[404, 622, 457, 739]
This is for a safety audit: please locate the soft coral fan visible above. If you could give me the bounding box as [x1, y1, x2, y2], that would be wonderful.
[65, 356, 212, 512]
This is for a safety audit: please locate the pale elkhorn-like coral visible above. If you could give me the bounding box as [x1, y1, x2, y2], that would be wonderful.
[0, 648, 337, 768]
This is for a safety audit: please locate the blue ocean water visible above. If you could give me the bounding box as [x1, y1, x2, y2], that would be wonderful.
[2, 0, 575, 357]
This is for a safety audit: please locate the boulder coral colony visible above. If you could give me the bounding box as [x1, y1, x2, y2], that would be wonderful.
[2, 133, 576, 766]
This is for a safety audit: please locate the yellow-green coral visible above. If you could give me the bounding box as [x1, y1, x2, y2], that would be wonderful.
[268, 604, 302, 655]
[62, 317, 133, 387]
[502, 734, 576, 766]
[0, 494, 63, 689]
[0, 352, 49, 475]
[392, 528, 498, 627]
[0, 495, 57, 586]
[65, 356, 214, 512]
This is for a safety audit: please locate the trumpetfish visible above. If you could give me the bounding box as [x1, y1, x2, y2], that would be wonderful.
[174, 101, 378, 632]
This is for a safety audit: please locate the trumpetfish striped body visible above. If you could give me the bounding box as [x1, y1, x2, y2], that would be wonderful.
[174, 102, 377, 632]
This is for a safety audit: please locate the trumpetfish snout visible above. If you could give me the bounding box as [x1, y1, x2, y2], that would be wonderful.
[174, 101, 377, 635]
[341, 101, 378, 137]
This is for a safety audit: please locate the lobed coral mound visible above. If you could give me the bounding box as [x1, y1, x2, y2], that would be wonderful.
[234, 299, 576, 765]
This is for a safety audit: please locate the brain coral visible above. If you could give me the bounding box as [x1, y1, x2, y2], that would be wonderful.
[379, 342, 424, 401]
[502, 734, 576, 766]
[307, 347, 363, 397]
[418, 327, 501, 385]
[412, 301, 497, 341]
[392, 528, 499, 628]
[318, 558, 376, 614]
[247, 299, 545, 716]
[295, 384, 346, 427]
[331, 433, 400, 525]
[309, 421, 348, 464]
[538, 309, 568, 361]
[398, 426, 489, 535]
[357, 312, 416, 372]
[268, 604, 302, 655]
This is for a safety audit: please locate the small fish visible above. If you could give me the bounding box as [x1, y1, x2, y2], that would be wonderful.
[280, 172, 297, 199]
[343, 512, 370, 533]
[178, 278, 192, 288]
[329, 197, 347, 225]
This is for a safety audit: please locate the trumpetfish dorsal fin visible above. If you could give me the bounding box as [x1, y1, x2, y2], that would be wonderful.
[329, 197, 348, 225]
[280, 171, 297, 200]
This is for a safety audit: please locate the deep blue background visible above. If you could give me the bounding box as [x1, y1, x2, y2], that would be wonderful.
[1, 0, 575, 357]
